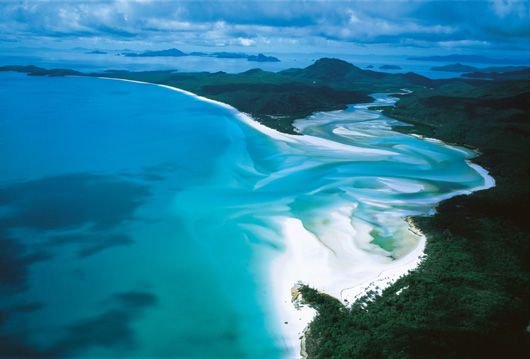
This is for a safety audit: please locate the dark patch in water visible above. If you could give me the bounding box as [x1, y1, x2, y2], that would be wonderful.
[0, 302, 43, 327]
[113, 290, 158, 309]
[0, 334, 45, 358]
[0, 173, 148, 289]
[0, 173, 150, 231]
[137, 162, 187, 182]
[0, 302, 46, 357]
[48, 233, 135, 258]
[0, 234, 51, 292]
[0, 290, 157, 357]
[77, 234, 134, 258]
[48, 290, 157, 355]
[11, 302, 44, 314]
[144, 162, 182, 173]
[140, 173, 166, 182]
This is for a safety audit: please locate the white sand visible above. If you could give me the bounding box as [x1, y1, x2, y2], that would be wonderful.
[268, 212, 426, 358]
[95, 77, 495, 359]
[467, 161, 496, 190]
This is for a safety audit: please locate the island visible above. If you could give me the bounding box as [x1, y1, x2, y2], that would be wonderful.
[246, 53, 280, 62]
[121, 48, 186, 57]
[462, 68, 529, 80]
[85, 50, 107, 55]
[431, 63, 529, 79]
[119, 48, 280, 62]
[1, 58, 528, 357]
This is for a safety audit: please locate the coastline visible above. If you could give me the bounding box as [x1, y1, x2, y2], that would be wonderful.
[298, 81, 528, 357]
[0, 53, 524, 356]
[90, 76, 494, 358]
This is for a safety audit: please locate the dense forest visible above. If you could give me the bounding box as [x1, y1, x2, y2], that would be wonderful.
[300, 75, 530, 358]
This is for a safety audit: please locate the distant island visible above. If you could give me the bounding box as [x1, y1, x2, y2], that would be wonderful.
[431, 63, 529, 74]
[430, 63, 529, 80]
[409, 54, 522, 64]
[121, 48, 186, 57]
[85, 50, 107, 55]
[246, 53, 280, 62]
[462, 68, 529, 80]
[379, 64, 402, 70]
[118, 48, 280, 62]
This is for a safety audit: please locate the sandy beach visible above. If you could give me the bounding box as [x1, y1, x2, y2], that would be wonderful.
[96, 77, 496, 358]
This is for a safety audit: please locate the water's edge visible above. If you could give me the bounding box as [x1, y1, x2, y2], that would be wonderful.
[80, 76, 496, 358]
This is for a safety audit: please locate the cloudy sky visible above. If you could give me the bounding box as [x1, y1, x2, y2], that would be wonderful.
[1, 0, 528, 57]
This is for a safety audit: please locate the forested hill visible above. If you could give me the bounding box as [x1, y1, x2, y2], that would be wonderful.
[1, 58, 435, 133]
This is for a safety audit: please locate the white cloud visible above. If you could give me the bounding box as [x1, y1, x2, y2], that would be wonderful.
[237, 37, 255, 46]
[0, 0, 527, 53]
[492, 0, 528, 17]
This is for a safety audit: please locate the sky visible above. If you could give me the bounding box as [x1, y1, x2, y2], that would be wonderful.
[0, 0, 528, 58]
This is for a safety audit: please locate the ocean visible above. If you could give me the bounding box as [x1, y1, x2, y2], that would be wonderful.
[0, 72, 492, 357]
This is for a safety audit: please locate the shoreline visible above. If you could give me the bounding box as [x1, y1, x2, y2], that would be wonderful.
[95, 76, 495, 358]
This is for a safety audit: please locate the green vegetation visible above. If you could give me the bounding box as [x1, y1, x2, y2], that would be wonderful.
[89, 59, 436, 132]
[300, 77, 530, 358]
[0, 65, 82, 77]
[429, 63, 529, 80]
[1, 59, 434, 133]
[431, 63, 529, 75]
[463, 68, 529, 80]
[2, 58, 529, 356]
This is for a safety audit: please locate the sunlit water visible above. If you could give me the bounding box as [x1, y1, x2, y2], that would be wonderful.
[0, 72, 492, 357]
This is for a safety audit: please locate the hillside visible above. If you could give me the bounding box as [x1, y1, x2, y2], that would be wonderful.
[1, 59, 434, 133]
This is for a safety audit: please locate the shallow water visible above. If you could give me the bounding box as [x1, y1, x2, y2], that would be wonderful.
[0, 73, 492, 357]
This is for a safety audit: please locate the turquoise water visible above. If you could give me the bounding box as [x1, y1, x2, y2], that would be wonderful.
[0, 73, 492, 357]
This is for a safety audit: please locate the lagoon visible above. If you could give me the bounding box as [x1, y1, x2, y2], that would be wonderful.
[0, 72, 492, 357]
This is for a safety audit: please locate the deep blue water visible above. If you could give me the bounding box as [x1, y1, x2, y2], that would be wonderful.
[0, 72, 492, 358]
